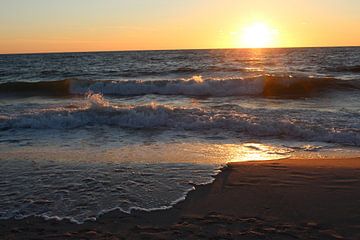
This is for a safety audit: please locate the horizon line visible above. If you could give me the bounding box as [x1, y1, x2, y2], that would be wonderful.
[1, 45, 360, 56]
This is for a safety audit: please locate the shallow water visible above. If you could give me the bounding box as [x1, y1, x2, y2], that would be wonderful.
[0, 47, 359, 223]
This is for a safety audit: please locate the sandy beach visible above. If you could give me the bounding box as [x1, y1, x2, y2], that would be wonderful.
[0, 157, 359, 239]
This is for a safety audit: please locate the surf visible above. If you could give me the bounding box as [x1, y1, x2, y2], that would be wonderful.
[1, 93, 359, 146]
[0, 75, 358, 98]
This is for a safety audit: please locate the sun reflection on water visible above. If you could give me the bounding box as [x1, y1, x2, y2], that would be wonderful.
[227, 143, 291, 162]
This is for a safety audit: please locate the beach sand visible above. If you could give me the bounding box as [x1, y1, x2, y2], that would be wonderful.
[1, 157, 359, 239]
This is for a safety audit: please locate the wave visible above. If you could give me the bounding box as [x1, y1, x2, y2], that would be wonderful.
[167, 66, 255, 74]
[0, 80, 70, 96]
[0, 75, 359, 98]
[1, 94, 359, 146]
[329, 65, 360, 73]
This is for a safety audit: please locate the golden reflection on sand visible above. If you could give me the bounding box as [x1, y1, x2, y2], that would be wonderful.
[228, 143, 290, 162]
[0, 142, 290, 164]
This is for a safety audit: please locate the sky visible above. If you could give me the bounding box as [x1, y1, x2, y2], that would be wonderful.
[1, 0, 360, 54]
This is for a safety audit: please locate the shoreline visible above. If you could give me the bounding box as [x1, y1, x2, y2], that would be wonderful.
[1, 157, 359, 239]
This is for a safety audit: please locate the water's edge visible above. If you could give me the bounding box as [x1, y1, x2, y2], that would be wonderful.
[2, 164, 226, 225]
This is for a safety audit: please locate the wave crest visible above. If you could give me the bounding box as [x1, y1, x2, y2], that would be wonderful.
[0, 75, 358, 98]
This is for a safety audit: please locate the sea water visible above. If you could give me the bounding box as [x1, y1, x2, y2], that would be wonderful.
[0, 48, 359, 223]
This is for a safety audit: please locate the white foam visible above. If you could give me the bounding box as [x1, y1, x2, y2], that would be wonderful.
[1, 97, 359, 146]
[0, 160, 220, 224]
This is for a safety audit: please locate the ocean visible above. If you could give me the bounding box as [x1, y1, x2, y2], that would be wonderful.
[0, 47, 359, 223]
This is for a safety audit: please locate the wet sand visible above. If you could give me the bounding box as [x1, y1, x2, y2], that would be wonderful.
[1, 157, 359, 239]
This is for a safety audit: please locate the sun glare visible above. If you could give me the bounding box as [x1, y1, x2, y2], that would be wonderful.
[240, 22, 277, 48]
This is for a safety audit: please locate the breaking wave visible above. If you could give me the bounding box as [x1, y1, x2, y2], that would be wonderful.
[1, 94, 359, 146]
[0, 75, 358, 98]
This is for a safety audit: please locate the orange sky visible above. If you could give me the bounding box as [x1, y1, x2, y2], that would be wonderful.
[1, 0, 360, 54]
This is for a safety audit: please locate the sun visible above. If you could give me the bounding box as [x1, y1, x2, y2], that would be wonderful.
[240, 22, 277, 48]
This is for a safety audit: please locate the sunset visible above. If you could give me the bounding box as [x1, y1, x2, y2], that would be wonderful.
[0, 1, 360, 240]
[239, 22, 277, 48]
[1, 0, 360, 53]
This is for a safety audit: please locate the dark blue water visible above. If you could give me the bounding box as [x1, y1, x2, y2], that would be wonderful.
[0, 48, 359, 223]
